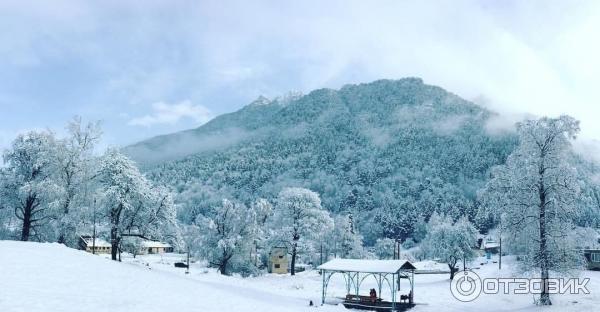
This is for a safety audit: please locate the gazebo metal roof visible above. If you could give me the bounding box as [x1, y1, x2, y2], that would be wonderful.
[318, 259, 416, 274]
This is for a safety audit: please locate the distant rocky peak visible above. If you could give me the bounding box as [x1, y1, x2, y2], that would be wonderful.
[274, 91, 303, 105]
[248, 95, 271, 106]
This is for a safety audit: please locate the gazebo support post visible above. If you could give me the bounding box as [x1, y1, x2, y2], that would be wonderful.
[391, 273, 396, 311]
[377, 273, 383, 300]
[321, 270, 325, 305]
[410, 269, 415, 304]
[355, 272, 360, 298]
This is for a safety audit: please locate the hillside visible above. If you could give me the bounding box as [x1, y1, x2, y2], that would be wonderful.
[124, 78, 518, 243]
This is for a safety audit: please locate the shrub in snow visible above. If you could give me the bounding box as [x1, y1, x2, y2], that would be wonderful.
[420, 213, 477, 280]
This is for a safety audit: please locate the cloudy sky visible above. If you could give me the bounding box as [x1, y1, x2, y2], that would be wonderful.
[1, 0, 599, 151]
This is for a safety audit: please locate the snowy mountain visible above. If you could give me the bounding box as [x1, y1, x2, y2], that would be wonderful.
[124, 78, 520, 243]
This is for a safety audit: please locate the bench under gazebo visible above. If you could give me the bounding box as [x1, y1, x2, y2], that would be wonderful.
[318, 259, 416, 312]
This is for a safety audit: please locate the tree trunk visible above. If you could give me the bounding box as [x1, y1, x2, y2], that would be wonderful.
[20, 196, 35, 241]
[449, 263, 457, 280]
[110, 205, 122, 261]
[291, 242, 297, 276]
[57, 195, 72, 245]
[111, 226, 119, 261]
[219, 253, 231, 275]
[538, 172, 552, 305]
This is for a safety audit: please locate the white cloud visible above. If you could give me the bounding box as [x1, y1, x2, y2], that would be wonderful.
[128, 101, 213, 127]
[2, 1, 600, 146]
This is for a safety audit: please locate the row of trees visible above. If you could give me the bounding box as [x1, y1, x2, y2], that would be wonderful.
[187, 187, 365, 276]
[0, 118, 177, 261]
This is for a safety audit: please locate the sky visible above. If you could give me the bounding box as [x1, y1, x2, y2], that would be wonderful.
[1, 0, 599, 152]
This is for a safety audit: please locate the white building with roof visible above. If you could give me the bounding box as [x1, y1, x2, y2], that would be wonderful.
[141, 240, 173, 254]
[79, 235, 112, 254]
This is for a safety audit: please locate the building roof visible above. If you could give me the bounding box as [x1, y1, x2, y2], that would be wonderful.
[141, 240, 171, 248]
[317, 259, 416, 273]
[80, 236, 111, 248]
[481, 240, 500, 250]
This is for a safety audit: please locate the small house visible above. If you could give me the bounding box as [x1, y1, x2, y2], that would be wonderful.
[141, 240, 173, 254]
[79, 235, 112, 254]
[583, 249, 600, 270]
[268, 246, 288, 274]
[481, 239, 500, 254]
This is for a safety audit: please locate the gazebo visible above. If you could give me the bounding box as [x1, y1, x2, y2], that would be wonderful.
[318, 259, 416, 312]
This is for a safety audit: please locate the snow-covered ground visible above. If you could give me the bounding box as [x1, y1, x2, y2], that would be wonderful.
[1, 241, 598, 312]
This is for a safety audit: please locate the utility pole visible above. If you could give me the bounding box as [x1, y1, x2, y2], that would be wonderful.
[394, 239, 401, 259]
[320, 244, 323, 265]
[186, 248, 190, 274]
[92, 199, 97, 255]
[499, 236, 502, 270]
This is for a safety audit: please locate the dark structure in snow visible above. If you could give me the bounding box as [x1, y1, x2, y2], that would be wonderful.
[583, 249, 600, 270]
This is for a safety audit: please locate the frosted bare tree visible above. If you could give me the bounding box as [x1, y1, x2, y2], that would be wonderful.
[55, 117, 102, 246]
[96, 149, 175, 261]
[479, 115, 584, 305]
[0, 131, 62, 241]
[420, 213, 477, 279]
[269, 187, 333, 275]
[196, 199, 257, 275]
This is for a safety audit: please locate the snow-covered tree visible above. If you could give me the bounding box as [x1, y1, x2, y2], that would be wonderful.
[420, 213, 477, 279]
[479, 116, 584, 305]
[196, 199, 257, 275]
[54, 117, 102, 246]
[0, 131, 62, 241]
[373, 238, 396, 260]
[95, 149, 175, 261]
[331, 213, 364, 259]
[121, 236, 144, 258]
[269, 187, 333, 275]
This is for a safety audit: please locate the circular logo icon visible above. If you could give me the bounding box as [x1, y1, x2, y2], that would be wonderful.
[450, 270, 482, 302]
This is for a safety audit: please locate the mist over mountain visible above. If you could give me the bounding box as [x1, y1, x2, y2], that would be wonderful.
[125, 78, 522, 243]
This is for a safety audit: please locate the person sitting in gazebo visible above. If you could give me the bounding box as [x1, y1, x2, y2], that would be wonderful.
[369, 288, 377, 303]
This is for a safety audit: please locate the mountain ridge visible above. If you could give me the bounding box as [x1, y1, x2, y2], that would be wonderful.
[124, 78, 519, 243]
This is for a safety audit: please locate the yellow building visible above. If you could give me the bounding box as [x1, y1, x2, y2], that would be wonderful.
[268, 246, 288, 274]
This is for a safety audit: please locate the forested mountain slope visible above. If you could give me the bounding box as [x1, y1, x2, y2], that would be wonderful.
[125, 78, 520, 243]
